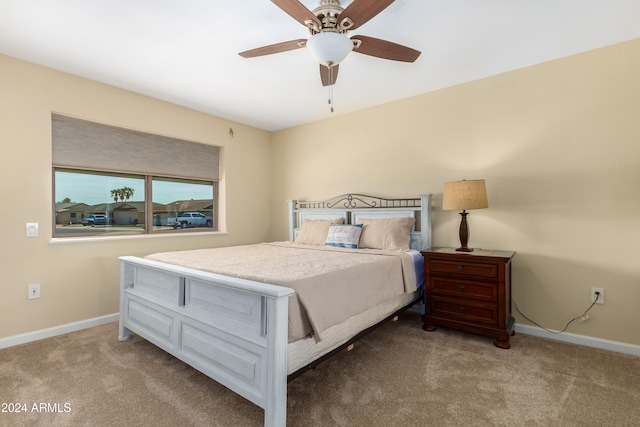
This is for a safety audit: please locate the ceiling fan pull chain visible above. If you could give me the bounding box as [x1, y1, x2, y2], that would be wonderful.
[329, 85, 334, 113]
[328, 84, 335, 113]
[328, 67, 334, 112]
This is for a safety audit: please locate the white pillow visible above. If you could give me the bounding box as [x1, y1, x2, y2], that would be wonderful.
[358, 217, 415, 250]
[325, 224, 363, 249]
[295, 218, 344, 246]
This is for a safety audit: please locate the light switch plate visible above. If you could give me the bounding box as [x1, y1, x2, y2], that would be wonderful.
[26, 222, 39, 237]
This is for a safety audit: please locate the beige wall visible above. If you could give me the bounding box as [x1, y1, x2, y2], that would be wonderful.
[0, 54, 273, 338]
[3, 38, 639, 348]
[272, 38, 640, 346]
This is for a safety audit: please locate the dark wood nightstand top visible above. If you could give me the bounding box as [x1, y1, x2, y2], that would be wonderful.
[424, 247, 516, 260]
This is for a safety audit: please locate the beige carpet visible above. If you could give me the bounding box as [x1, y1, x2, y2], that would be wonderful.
[1, 313, 639, 427]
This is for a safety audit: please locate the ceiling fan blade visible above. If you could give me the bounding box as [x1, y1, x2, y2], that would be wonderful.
[239, 39, 306, 58]
[338, 0, 395, 30]
[352, 35, 421, 62]
[320, 64, 339, 86]
[271, 0, 322, 29]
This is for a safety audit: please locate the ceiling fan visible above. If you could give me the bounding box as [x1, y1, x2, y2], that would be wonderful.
[239, 0, 421, 87]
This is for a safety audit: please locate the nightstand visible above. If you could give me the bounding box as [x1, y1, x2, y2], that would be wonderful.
[421, 248, 516, 349]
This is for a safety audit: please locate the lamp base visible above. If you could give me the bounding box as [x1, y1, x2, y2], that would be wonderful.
[456, 211, 472, 252]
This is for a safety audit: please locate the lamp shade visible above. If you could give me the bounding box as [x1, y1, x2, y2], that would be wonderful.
[306, 32, 353, 67]
[443, 179, 488, 211]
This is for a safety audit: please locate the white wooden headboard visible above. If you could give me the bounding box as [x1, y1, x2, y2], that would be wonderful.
[287, 193, 432, 251]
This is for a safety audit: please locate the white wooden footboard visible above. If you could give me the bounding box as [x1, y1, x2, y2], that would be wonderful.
[118, 256, 294, 427]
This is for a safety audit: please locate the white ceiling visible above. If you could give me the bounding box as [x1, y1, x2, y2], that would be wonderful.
[1, 0, 639, 131]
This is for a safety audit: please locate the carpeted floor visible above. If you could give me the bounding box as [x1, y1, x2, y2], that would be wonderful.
[1, 313, 639, 426]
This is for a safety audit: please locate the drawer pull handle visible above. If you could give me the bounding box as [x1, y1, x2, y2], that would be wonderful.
[458, 306, 465, 313]
[458, 265, 464, 272]
[458, 285, 466, 292]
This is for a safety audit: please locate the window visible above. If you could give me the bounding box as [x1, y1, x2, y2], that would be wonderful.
[55, 169, 145, 236]
[52, 115, 219, 237]
[151, 177, 215, 231]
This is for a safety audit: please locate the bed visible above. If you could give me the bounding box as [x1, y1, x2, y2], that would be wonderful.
[118, 193, 432, 427]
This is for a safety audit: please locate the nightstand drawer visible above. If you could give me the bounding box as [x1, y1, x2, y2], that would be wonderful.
[430, 277, 497, 303]
[430, 260, 498, 278]
[429, 296, 497, 326]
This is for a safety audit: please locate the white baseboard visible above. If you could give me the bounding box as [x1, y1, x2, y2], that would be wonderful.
[0, 313, 119, 350]
[2, 316, 639, 357]
[515, 323, 640, 357]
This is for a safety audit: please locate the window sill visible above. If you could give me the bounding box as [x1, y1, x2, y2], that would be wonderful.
[49, 231, 228, 245]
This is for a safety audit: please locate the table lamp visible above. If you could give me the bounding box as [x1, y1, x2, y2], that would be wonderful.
[443, 179, 488, 252]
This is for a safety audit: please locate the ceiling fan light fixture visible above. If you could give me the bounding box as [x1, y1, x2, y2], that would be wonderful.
[306, 32, 353, 67]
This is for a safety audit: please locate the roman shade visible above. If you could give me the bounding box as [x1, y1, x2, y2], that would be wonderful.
[52, 114, 219, 181]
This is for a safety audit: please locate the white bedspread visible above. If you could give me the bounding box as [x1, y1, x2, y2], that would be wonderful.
[145, 242, 417, 342]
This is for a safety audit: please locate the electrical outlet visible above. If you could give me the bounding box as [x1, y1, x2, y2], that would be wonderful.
[28, 284, 40, 299]
[591, 287, 604, 304]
